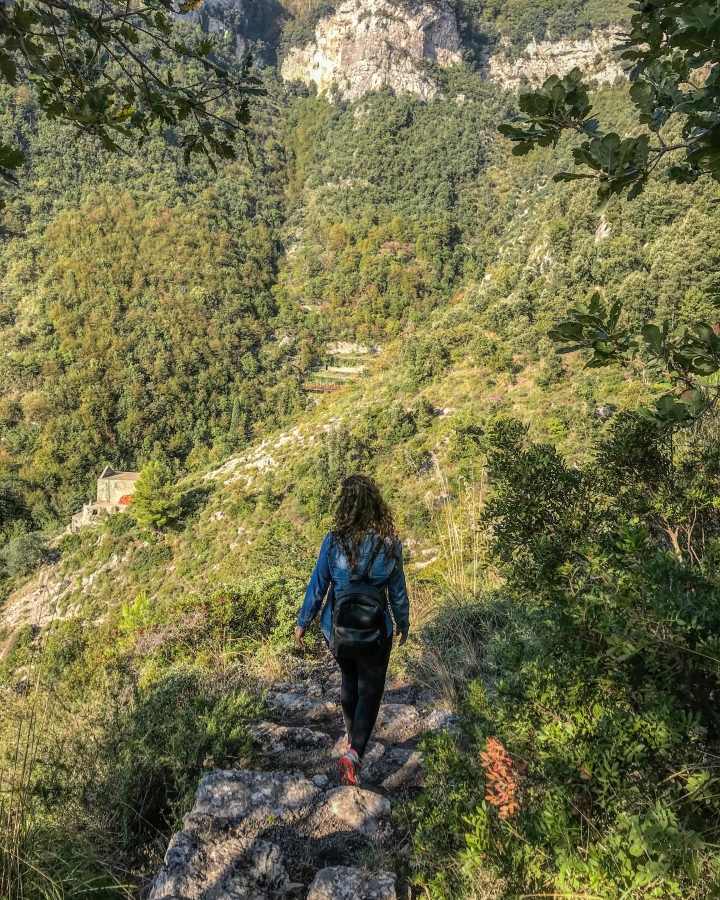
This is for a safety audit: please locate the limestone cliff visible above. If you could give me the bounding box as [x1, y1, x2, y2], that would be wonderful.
[487, 27, 626, 91]
[280, 0, 462, 102]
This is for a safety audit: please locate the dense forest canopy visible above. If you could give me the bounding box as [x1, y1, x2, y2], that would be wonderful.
[1, 5, 719, 538]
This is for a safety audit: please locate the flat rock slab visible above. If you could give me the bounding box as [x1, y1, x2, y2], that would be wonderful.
[373, 704, 421, 742]
[264, 691, 340, 719]
[150, 834, 301, 900]
[307, 867, 397, 900]
[249, 721, 332, 752]
[326, 786, 391, 835]
[185, 770, 320, 827]
[425, 709, 458, 733]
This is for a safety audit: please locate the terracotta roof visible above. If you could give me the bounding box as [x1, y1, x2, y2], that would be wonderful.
[106, 472, 140, 481]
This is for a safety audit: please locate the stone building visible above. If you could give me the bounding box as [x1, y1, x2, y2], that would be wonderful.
[68, 466, 140, 532]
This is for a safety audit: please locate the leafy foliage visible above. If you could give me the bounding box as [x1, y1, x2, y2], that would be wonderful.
[550, 291, 720, 423]
[409, 416, 720, 898]
[500, 1, 720, 208]
[0, 0, 264, 200]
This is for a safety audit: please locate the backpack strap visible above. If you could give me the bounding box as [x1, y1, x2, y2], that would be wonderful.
[359, 537, 384, 580]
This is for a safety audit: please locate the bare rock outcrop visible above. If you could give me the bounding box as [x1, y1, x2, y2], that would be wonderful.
[280, 0, 462, 102]
[149, 655, 456, 897]
[488, 27, 626, 91]
[184, 769, 321, 829]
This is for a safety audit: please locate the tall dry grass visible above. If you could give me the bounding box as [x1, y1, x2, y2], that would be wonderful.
[0, 577, 128, 899]
[420, 456, 499, 596]
[1, 577, 55, 899]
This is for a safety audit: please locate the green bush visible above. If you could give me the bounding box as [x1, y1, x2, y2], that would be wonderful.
[127, 543, 173, 574]
[109, 669, 257, 841]
[58, 531, 82, 557]
[0, 532, 48, 577]
[408, 416, 720, 898]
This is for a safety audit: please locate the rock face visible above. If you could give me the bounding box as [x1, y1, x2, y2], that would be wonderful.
[280, 0, 462, 102]
[185, 769, 321, 827]
[488, 28, 626, 91]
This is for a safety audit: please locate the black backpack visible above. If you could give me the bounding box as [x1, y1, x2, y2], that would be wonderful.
[329, 539, 387, 659]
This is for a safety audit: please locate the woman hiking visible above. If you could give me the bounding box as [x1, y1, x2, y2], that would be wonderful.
[295, 475, 410, 786]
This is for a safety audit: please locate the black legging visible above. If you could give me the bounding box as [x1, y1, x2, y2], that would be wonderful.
[335, 633, 393, 759]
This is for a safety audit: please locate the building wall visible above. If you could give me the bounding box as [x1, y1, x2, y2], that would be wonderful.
[107, 478, 137, 504]
[97, 476, 138, 504]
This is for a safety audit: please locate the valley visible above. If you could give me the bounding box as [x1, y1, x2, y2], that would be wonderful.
[1, 0, 720, 898]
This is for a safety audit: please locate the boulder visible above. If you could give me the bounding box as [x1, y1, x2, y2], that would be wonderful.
[373, 704, 421, 742]
[312, 773, 331, 789]
[424, 709, 458, 733]
[380, 751, 424, 792]
[307, 866, 397, 900]
[325, 786, 391, 835]
[362, 742, 385, 775]
[150, 834, 302, 899]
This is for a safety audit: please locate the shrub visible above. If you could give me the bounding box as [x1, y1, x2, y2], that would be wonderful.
[58, 531, 82, 557]
[109, 669, 257, 841]
[407, 417, 720, 898]
[127, 543, 173, 574]
[0, 532, 48, 577]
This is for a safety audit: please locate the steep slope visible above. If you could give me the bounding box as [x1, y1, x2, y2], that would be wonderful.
[4, 0, 720, 895]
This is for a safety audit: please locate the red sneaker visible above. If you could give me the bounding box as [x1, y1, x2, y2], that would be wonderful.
[338, 749, 362, 786]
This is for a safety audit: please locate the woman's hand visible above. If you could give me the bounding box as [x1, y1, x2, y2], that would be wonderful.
[396, 630, 409, 647]
[295, 626, 306, 648]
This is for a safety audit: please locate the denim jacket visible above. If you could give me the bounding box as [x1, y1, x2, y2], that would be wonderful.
[297, 531, 410, 640]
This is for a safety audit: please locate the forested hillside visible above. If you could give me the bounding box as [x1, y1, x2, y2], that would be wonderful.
[3, 0, 720, 897]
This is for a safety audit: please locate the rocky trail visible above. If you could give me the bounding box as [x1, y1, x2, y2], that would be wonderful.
[150, 652, 456, 900]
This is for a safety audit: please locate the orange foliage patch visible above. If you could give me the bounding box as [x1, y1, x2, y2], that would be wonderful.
[480, 737, 522, 819]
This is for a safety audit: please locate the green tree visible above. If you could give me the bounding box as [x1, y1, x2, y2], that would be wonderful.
[499, 0, 720, 210]
[0, 0, 263, 202]
[131, 461, 182, 530]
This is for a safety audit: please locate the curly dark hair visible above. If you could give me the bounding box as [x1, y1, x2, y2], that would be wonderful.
[331, 475, 398, 570]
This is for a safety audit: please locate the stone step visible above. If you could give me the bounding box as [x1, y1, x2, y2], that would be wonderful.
[264, 691, 340, 719]
[249, 721, 332, 752]
[308, 867, 397, 900]
[150, 769, 399, 896]
[326, 785, 392, 835]
[373, 703, 422, 742]
[150, 835, 303, 900]
[183, 769, 321, 829]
